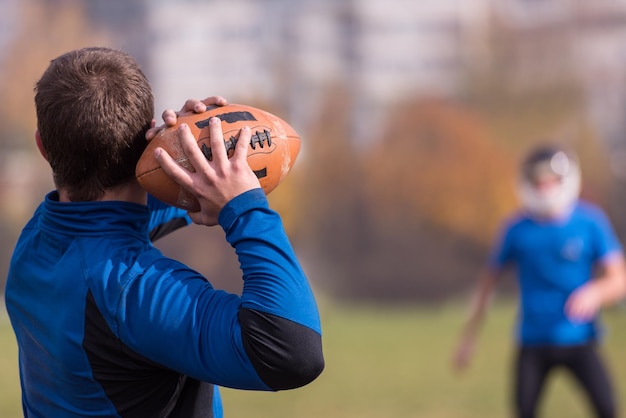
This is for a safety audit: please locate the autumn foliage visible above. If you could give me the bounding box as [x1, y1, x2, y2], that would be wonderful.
[362, 97, 517, 245]
[284, 90, 519, 301]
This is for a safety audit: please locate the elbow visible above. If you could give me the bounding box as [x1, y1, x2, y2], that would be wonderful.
[239, 308, 324, 390]
[611, 265, 626, 302]
[265, 341, 325, 390]
[618, 275, 626, 301]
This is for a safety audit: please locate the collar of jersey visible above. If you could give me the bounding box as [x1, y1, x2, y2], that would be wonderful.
[39, 191, 150, 239]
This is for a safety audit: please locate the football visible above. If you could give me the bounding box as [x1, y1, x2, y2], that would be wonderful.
[136, 104, 301, 211]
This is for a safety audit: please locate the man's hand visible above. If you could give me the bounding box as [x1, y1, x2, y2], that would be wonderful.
[154, 117, 260, 226]
[452, 333, 476, 374]
[451, 270, 498, 375]
[146, 96, 228, 141]
[566, 254, 626, 323]
[565, 283, 602, 323]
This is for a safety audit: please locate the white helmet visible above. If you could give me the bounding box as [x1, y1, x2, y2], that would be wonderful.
[516, 145, 581, 219]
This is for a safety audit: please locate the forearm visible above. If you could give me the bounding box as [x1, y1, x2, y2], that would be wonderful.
[453, 270, 498, 371]
[461, 270, 498, 338]
[593, 254, 626, 307]
[147, 194, 192, 241]
[220, 189, 324, 389]
[565, 254, 626, 322]
[591, 276, 626, 307]
[220, 189, 321, 331]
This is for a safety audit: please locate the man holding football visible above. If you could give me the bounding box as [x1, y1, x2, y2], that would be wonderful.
[5, 46, 324, 417]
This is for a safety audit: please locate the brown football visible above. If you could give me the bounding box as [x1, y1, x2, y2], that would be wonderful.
[136, 104, 301, 211]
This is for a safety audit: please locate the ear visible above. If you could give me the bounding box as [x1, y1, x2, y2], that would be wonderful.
[35, 129, 48, 161]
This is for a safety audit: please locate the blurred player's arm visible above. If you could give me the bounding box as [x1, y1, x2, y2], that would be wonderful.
[452, 268, 500, 373]
[566, 252, 626, 322]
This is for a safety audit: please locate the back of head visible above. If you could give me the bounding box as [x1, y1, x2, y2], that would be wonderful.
[516, 143, 581, 219]
[35, 47, 154, 201]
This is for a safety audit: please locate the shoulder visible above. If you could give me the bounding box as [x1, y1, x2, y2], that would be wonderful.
[85, 242, 203, 336]
[570, 200, 621, 250]
[571, 200, 611, 223]
[489, 212, 530, 253]
[575, 199, 605, 214]
[499, 210, 531, 234]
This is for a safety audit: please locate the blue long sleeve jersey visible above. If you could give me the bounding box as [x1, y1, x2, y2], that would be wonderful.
[5, 189, 324, 417]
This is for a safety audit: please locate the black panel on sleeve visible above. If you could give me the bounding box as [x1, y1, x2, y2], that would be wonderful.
[239, 308, 324, 391]
[149, 217, 188, 242]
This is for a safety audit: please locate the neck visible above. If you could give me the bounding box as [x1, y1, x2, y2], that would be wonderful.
[58, 180, 148, 205]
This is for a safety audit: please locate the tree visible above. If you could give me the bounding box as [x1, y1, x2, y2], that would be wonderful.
[363, 97, 517, 247]
[289, 89, 508, 301]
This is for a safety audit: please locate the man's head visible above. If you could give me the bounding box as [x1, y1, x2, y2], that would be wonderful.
[35, 47, 154, 202]
[516, 144, 581, 219]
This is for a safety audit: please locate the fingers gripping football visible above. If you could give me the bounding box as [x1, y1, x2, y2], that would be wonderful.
[146, 96, 228, 142]
[155, 117, 260, 225]
[136, 103, 302, 211]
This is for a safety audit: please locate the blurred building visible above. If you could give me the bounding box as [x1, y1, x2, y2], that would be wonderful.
[492, 0, 626, 175]
[2, 0, 626, 147]
[0, 0, 20, 70]
[82, 0, 151, 67]
[140, 0, 626, 148]
[140, 0, 482, 143]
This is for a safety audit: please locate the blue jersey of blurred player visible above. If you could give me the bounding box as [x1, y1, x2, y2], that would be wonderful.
[454, 144, 626, 418]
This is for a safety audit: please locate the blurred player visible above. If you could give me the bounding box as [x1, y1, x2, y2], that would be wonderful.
[453, 144, 626, 418]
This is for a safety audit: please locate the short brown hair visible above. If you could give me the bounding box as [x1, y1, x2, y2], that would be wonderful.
[35, 47, 154, 201]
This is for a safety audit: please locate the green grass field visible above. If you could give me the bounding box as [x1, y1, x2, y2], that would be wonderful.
[1, 300, 625, 417]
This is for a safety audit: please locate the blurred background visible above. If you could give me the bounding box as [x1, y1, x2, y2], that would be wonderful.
[1, 0, 626, 417]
